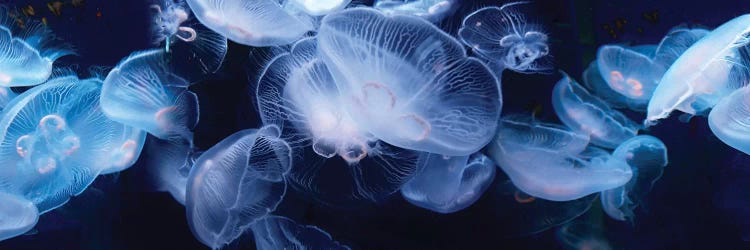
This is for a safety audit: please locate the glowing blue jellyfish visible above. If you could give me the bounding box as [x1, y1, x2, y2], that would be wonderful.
[401, 153, 496, 213]
[582, 61, 632, 110]
[601, 135, 668, 222]
[458, 2, 551, 73]
[256, 38, 420, 206]
[374, 0, 457, 23]
[552, 73, 641, 148]
[101, 49, 199, 141]
[0, 192, 38, 241]
[318, 8, 502, 156]
[487, 116, 633, 201]
[144, 136, 199, 205]
[595, 45, 665, 109]
[646, 15, 750, 125]
[708, 86, 750, 155]
[186, 125, 291, 249]
[251, 216, 350, 250]
[185, 0, 315, 46]
[651, 26, 710, 69]
[0, 76, 145, 213]
[557, 221, 612, 250]
[288, 0, 351, 16]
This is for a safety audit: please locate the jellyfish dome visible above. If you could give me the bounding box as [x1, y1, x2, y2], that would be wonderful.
[458, 2, 551, 73]
[552, 73, 640, 149]
[251, 216, 350, 250]
[708, 86, 750, 155]
[374, 0, 458, 23]
[646, 14, 750, 125]
[401, 152, 496, 213]
[0, 11, 73, 87]
[101, 49, 199, 141]
[0, 76, 145, 213]
[0, 192, 38, 241]
[185, 0, 315, 47]
[186, 125, 292, 249]
[318, 7, 502, 156]
[595, 45, 666, 109]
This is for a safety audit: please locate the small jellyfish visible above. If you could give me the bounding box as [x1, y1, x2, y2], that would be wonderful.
[582, 61, 632, 110]
[250, 216, 350, 250]
[646, 14, 750, 125]
[651, 26, 710, 69]
[186, 125, 292, 249]
[287, 0, 352, 16]
[708, 86, 750, 155]
[557, 221, 612, 250]
[0, 9, 73, 86]
[318, 7, 502, 156]
[374, 0, 458, 23]
[0, 192, 38, 241]
[487, 117, 633, 201]
[185, 0, 315, 46]
[596, 45, 666, 109]
[101, 49, 200, 141]
[401, 152, 496, 213]
[0, 76, 146, 213]
[458, 2, 551, 73]
[144, 136, 200, 205]
[552, 72, 641, 148]
[601, 135, 668, 222]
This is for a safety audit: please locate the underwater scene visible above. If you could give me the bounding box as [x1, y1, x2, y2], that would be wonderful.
[1, 0, 750, 249]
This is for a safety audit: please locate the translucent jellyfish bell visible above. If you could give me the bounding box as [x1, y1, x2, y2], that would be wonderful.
[185, 0, 315, 46]
[101, 49, 199, 141]
[288, 0, 352, 16]
[0, 192, 38, 241]
[709, 86, 750, 155]
[651, 26, 711, 69]
[458, 2, 551, 73]
[374, 0, 458, 23]
[144, 136, 200, 205]
[0, 76, 146, 213]
[488, 117, 633, 201]
[318, 8, 502, 156]
[646, 15, 750, 125]
[601, 135, 668, 222]
[552, 73, 641, 148]
[596, 45, 666, 108]
[401, 152, 496, 213]
[251, 216, 350, 250]
[186, 125, 292, 249]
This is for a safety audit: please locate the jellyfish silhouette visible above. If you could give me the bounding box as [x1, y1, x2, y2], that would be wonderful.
[250, 216, 350, 250]
[0, 192, 38, 241]
[458, 2, 551, 73]
[709, 86, 750, 155]
[374, 0, 458, 23]
[186, 125, 292, 249]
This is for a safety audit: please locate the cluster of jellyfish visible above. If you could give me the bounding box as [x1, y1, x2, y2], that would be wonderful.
[3, 0, 750, 248]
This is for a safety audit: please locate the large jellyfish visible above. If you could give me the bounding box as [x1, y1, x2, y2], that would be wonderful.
[101, 49, 199, 141]
[256, 38, 420, 206]
[250, 216, 350, 250]
[0, 75, 145, 214]
[646, 14, 750, 125]
[401, 152, 496, 213]
[186, 125, 292, 249]
[601, 135, 668, 222]
[185, 0, 315, 46]
[708, 86, 750, 155]
[0, 192, 38, 241]
[318, 7, 502, 156]
[374, 0, 458, 23]
[287, 0, 351, 16]
[487, 116, 633, 201]
[458, 2, 551, 73]
[552, 73, 641, 148]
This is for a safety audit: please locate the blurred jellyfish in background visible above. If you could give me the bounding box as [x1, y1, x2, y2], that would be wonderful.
[374, 0, 458, 23]
[552, 73, 641, 148]
[144, 136, 201, 204]
[318, 8, 502, 156]
[251, 216, 350, 250]
[651, 26, 711, 70]
[458, 2, 551, 74]
[557, 221, 612, 250]
[0, 192, 38, 241]
[646, 14, 750, 126]
[185, 0, 315, 47]
[708, 86, 750, 155]
[487, 116, 633, 201]
[601, 135, 668, 222]
[288, 0, 352, 16]
[186, 125, 291, 249]
[401, 152, 496, 214]
[0, 8, 74, 87]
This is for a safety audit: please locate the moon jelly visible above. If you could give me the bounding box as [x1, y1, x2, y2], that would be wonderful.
[596, 45, 666, 109]
[709, 86, 750, 155]
[144, 136, 199, 205]
[374, 0, 458, 23]
[251, 216, 350, 250]
[0, 192, 38, 241]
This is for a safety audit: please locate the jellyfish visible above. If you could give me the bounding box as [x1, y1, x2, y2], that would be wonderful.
[0, 76, 146, 214]
[487, 116, 633, 201]
[595, 45, 666, 109]
[318, 7, 502, 156]
[101, 49, 200, 141]
[556, 221, 613, 250]
[185, 0, 315, 47]
[374, 0, 458, 23]
[458, 2, 551, 73]
[256, 38, 420, 206]
[186, 125, 292, 249]
[646, 14, 750, 126]
[287, 0, 351, 16]
[0, 9, 73, 86]
[0, 192, 38, 241]
[401, 152, 496, 213]
[651, 26, 711, 69]
[552, 73, 641, 148]
[250, 216, 350, 250]
[144, 136, 200, 205]
[582, 61, 632, 110]
[708, 86, 750, 155]
[601, 135, 668, 222]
